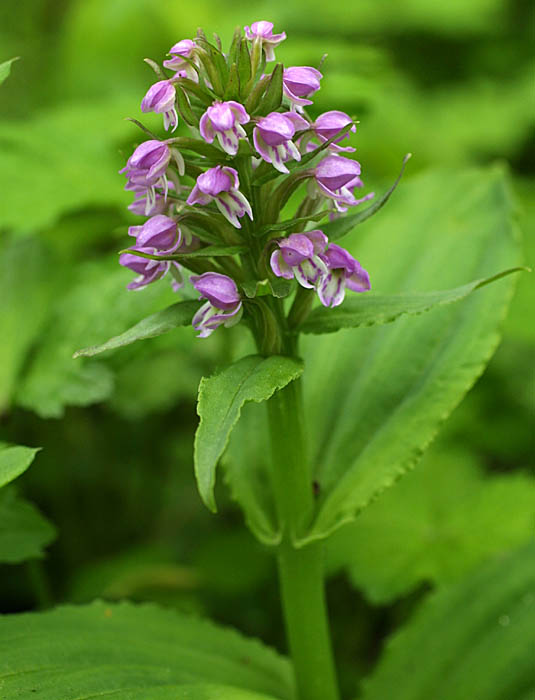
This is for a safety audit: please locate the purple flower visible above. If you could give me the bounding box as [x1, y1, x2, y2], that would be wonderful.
[141, 80, 178, 132]
[199, 101, 250, 156]
[120, 140, 171, 187]
[187, 166, 253, 229]
[128, 214, 181, 253]
[270, 231, 328, 288]
[317, 244, 371, 307]
[244, 21, 286, 61]
[190, 272, 243, 338]
[163, 39, 198, 80]
[283, 66, 322, 110]
[312, 110, 356, 152]
[119, 249, 184, 292]
[121, 141, 185, 216]
[253, 111, 308, 173]
[314, 154, 374, 212]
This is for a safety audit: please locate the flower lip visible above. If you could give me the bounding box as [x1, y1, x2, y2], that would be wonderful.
[191, 272, 241, 310]
[316, 155, 361, 191]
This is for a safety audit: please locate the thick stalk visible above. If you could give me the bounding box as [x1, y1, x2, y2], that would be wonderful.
[266, 379, 339, 700]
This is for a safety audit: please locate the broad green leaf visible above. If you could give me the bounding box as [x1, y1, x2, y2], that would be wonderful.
[74, 300, 201, 358]
[224, 400, 280, 545]
[0, 96, 135, 231]
[0, 601, 294, 699]
[321, 153, 412, 242]
[360, 543, 535, 700]
[326, 447, 535, 603]
[300, 167, 522, 543]
[0, 57, 19, 86]
[0, 444, 40, 488]
[16, 259, 180, 418]
[0, 488, 56, 564]
[195, 355, 303, 512]
[0, 237, 59, 411]
[300, 268, 525, 335]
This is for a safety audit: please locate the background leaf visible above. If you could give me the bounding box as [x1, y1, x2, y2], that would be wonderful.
[300, 269, 524, 335]
[0, 488, 56, 564]
[0, 57, 19, 86]
[0, 601, 294, 700]
[74, 300, 201, 358]
[360, 543, 535, 700]
[300, 167, 521, 543]
[15, 259, 182, 418]
[195, 355, 304, 512]
[0, 444, 40, 488]
[326, 446, 535, 603]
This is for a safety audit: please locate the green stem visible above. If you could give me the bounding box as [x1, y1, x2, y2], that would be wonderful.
[266, 379, 339, 700]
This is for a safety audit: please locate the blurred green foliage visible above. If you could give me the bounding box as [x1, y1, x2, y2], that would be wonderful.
[0, 0, 533, 696]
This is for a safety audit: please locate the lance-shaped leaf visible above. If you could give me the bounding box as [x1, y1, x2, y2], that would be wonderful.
[321, 153, 412, 242]
[195, 355, 303, 512]
[0, 488, 56, 564]
[256, 63, 283, 115]
[299, 166, 522, 544]
[74, 300, 201, 358]
[300, 268, 525, 335]
[360, 543, 535, 700]
[326, 447, 535, 603]
[0, 443, 40, 488]
[256, 210, 332, 237]
[0, 57, 19, 86]
[0, 601, 294, 700]
[120, 245, 247, 261]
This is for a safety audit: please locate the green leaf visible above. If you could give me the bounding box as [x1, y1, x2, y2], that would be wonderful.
[194, 355, 304, 512]
[223, 62, 240, 101]
[300, 268, 525, 335]
[15, 259, 180, 418]
[0, 488, 56, 564]
[0, 97, 137, 231]
[321, 153, 412, 242]
[0, 444, 40, 488]
[238, 39, 252, 96]
[256, 210, 332, 237]
[0, 237, 59, 411]
[360, 543, 535, 700]
[298, 166, 522, 543]
[224, 401, 280, 545]
[257, 63, 283, 115]
[0, 57, 19, 86]
[0, 601, 294, 699]
[74, 300, 201, 358]
[327, 447, 535, 603]
[120, 245, 247, 261]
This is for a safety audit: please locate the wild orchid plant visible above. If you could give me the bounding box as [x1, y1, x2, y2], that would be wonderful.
[71, 20, 524, 700]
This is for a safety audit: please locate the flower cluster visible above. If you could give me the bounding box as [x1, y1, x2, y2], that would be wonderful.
[119, 21, 373, 338]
